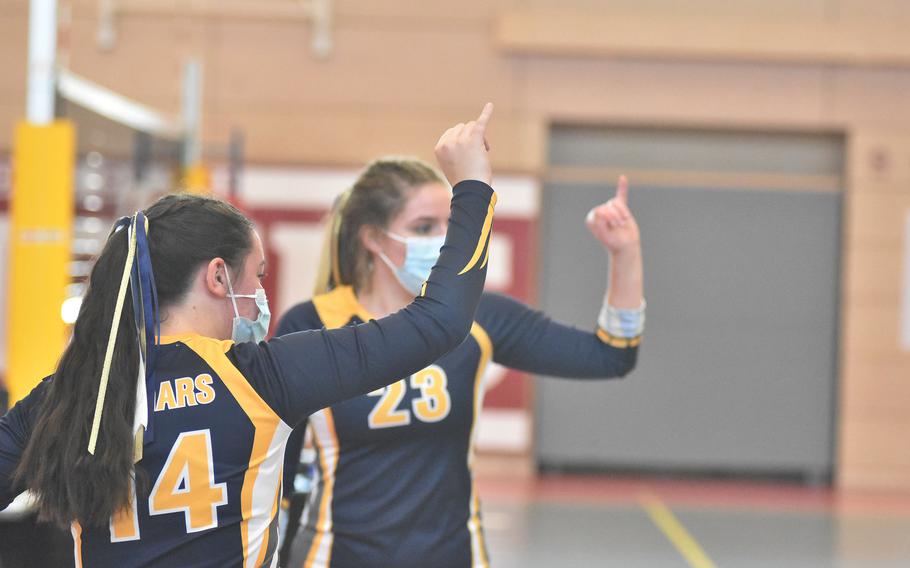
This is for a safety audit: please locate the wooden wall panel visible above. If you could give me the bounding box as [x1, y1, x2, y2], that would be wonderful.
[839, 465, 910, 490]
[521, 58, 829, 127]
[207, 106, 544, 172]
[526, 0, 830, 20]
[497, 7, 910, 66]
[841, 354, 910, 420]
[65, 15, 204, 110]
[841, 302, 901, 353]
[1, 13, 27, 151]
[64, 0, 516, 23]
[841, 419, 910, 470]
[845, 192, 910, 245]
[334, 0, 516, 24]
[0, 103, 24, 150]
[839, 129, 910, 489]
[0, 15, 28, 100]
[848, 133, 910, 184]
[0, 0, 28, 18]
[841, 443, 910, 486]
[210, 21, 518, 111]
[842, 245, 902, 301]
[835, 0, 910, 22]
[833, 69, 910, 127]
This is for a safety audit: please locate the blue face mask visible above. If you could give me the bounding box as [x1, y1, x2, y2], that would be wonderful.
[377, 231, 446, 296]
[225, 269, 271, 344]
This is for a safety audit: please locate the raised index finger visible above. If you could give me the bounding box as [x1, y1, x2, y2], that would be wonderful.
[615, 174, 629, 204]
[476, 102, 494, 131]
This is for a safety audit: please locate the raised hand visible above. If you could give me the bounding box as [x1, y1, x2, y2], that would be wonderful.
[434, 103, 494, 186]
[585, 175, 641, 255]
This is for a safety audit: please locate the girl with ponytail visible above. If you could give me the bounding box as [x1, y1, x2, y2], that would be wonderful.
[0, 105, 498, 568]
[277, 161, 646, 567]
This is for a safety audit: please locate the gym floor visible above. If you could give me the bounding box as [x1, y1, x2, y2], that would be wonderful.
[3, 467, 910, 566]
[478, 473, 910, 568]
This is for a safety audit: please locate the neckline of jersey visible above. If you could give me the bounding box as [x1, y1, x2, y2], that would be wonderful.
[158, 333, 226, 345]
[333, 285, 376, 322]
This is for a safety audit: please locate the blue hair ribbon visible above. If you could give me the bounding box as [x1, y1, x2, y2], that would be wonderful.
[88, 213, 159, 458]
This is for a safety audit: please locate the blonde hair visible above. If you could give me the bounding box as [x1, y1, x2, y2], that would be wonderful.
[313, 157, 446, 295]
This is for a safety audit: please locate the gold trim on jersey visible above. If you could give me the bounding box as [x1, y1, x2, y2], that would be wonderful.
[459, 193, 497, 276]
[158, 333, 216, 345]
[479, 234, 492, 270]
[305, 409, 340, 568]
[596, 328, 642, 349]
[312, 286, 374, 328]
[178, 335, 291, 568]
[71, 521, 83, 568]
[466, 323, 493, 568]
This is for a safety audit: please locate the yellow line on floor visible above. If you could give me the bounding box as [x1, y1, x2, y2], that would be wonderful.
[640, 493, 718, 568]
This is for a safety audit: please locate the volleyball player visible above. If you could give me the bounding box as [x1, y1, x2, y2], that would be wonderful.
[0, 104, 497, 567]
[278, 157, 644, 567]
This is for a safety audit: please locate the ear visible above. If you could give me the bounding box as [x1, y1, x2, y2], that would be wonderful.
[205, 258, 230, 297]
[359, 225, 384, 256]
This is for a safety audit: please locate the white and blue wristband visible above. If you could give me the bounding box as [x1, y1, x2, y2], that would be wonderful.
[596, 300, 645, 348]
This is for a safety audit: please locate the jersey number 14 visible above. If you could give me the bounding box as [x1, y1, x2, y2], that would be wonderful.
[110, 429, 228, 541]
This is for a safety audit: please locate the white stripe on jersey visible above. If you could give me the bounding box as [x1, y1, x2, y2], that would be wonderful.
[245, 420, 293, 568]
[306, 409, 340, 568]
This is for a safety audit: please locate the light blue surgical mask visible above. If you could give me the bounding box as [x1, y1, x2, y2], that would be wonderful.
[225, 269, 271, 344]
[377, 231, 446, 296]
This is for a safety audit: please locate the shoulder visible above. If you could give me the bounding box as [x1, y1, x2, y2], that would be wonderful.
[477, 291, 530, 323]
[276, 300, 322, 335]
[473, 292, 532, 348]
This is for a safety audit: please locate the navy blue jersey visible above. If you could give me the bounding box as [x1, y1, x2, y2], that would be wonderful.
[278, 288, 640, 568]
[0, 180, 496, 568]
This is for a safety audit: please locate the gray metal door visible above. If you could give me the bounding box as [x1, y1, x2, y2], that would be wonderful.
[535, 126, 843, 479]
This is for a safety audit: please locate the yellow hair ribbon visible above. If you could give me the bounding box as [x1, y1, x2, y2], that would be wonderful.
[87, 214, 138, 455]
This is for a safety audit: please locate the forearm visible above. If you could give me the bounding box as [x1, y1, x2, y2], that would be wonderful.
[414, 179, 496, 345]
[480, 293, 639, 380]
[605, 245, 643, 310]
[501, 326, 640, 379]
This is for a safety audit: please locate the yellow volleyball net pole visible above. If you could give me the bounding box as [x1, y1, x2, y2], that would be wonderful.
[6, 1, 200, 405]
[6, 0, 73, 405]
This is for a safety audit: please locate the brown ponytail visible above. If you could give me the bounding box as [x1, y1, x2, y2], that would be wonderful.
[14, 194, 254, 527]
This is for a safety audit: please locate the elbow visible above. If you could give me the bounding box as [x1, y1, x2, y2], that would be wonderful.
[445, 319, 474, 352]
[615, 362, 636, 379]
[437, 306, 475, 353]
[412, 292, 478, 357]
[610, 348, 639, 379]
